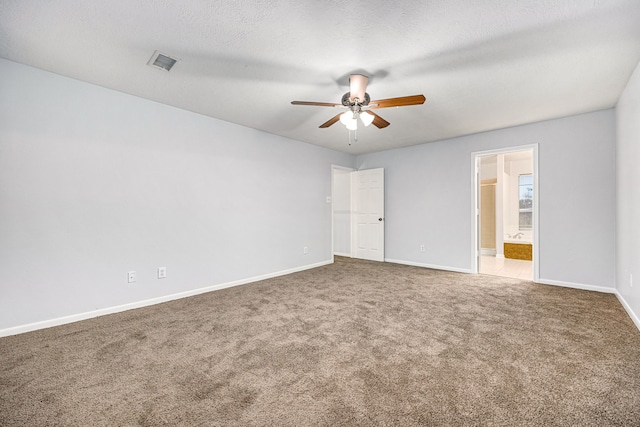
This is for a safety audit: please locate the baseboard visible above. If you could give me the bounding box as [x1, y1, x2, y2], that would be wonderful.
[333, 252, 351, 257]
[480, 249, 496, 256]
[5, 260, 636, 337]
[385, 258, 473, 274]
[614, 291, 640, 332]
[535, 278, 617, 294]
[0, 260, 333, 338]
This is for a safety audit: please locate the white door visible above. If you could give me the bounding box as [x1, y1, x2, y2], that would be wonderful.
[352, 168, 385, 261]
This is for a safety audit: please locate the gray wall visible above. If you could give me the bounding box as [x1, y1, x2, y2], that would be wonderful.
[616, 60, 640, 326]
[356, 110, 617, 289]
[0, 58, 355, 331]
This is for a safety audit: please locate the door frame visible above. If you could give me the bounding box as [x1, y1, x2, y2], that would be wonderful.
[471, 144, 539, 282]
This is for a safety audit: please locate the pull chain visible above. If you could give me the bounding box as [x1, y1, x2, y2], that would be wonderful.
[348, 129, 358, 146]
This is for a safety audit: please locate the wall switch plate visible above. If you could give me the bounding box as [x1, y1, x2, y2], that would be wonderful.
[128, 271, 136, 283]
[303, 246, 309, 254]
[158, 267, 167, 279]
[420, 245, 426, 252]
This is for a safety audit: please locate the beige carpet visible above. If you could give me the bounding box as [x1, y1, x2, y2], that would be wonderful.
[1, 257, 639, 426]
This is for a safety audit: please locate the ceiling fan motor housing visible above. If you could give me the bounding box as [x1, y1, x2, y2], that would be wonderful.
[342, 92, 370, 107]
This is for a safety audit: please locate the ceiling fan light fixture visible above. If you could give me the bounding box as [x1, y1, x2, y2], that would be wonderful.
[340, 111, 353, 124]
[340, 111, 358, 130]
[291, 73, 425, 135]
[360, 111, 374, 127]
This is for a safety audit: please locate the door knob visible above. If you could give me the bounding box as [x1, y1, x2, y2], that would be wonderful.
[379, 218, 383, 221]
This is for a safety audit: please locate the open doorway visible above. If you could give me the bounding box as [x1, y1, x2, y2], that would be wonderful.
[472, 146, 539, 281]
[332, 166, 354, 258]
[331, 166, 385, 262]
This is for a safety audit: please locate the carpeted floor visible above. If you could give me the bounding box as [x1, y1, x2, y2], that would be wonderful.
[1, 257, 639, 426]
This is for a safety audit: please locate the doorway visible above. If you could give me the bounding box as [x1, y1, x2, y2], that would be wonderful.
[332, 166, 385, 262]
[332, 166, 353, 258]
[472, 146, 539, 281]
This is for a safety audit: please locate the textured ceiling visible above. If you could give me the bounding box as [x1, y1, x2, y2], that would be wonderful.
[1, 0, 640, 154]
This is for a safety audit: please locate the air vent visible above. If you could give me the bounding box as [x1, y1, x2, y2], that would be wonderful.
[147, 50, 178, 72]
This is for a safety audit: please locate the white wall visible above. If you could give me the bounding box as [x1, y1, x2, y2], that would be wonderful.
[0, 58, 355, 332]
[616, 60, 640, 327]
[357, 110, 616, 289]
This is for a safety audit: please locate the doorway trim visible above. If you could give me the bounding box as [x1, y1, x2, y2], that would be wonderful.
[471, 144, 539, 282]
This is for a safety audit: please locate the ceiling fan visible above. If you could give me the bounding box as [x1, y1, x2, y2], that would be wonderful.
[291, 74, 425, 131]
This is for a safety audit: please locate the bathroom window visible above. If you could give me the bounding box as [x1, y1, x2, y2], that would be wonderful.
[519, 174, 533, 230]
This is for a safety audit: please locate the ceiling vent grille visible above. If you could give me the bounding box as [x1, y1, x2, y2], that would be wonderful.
[147, 51, 178, 72]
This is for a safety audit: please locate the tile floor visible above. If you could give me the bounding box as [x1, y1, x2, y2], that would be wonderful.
[480, 255, 532, 280]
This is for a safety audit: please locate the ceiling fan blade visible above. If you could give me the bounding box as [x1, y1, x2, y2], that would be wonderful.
[365, 111, 390, 128]
[349, 74, 369, 103]
[369, 94, 426, 109]
[291, 101, 342, 107]
[319, 113, 342, 128]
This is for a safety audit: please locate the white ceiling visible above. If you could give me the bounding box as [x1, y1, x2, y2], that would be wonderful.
[2, 1, 639, 155]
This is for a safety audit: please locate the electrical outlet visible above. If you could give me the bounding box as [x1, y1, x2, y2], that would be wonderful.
[303, 246, 309, 255]
[128, 271, 136, 283]
[420, 244, 425, 252]
[158, 267, 167, 279]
